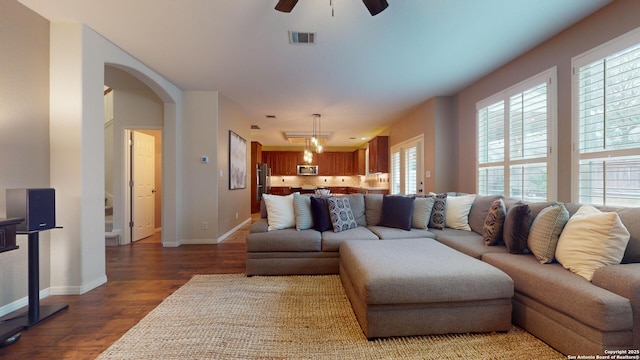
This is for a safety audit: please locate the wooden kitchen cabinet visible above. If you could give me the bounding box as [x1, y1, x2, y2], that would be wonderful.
[353, 148, 366, 175]
[368, 136, 389, 173]
[263, 151, 300, 175]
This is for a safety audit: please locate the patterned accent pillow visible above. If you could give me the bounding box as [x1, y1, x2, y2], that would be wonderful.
[327, 197, 358, 233]
[527, 204, 569, 264]
[428, 193, 448, 230]
[483, 199, 506, 245]
[503, 203, 532, 254]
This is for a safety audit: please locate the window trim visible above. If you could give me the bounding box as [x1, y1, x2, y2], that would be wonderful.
[476, 67, 558, 200]
[571, 26, 640, 203]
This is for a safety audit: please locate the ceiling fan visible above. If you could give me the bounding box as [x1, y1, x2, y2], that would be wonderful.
[275, 0, 389, 16]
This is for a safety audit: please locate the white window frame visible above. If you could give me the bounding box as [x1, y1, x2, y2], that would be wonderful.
[571, 26, 640, 205]
[390, 135, 424, 195]
[476, 67, 558, 201]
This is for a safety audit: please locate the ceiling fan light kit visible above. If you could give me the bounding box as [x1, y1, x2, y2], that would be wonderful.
[275, 0, 389, 16]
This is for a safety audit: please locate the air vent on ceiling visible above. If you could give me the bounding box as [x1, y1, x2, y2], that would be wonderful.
[289, 31, 316, 45]
[251, 125, 261, 130]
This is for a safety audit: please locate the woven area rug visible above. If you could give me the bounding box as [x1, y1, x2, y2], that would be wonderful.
[97, 274, 564, 359]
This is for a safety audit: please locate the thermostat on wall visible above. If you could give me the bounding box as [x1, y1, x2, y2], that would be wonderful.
[201, 156, 209, 163]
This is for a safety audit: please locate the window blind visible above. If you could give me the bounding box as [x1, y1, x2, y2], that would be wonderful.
[576, 42, 640, 206]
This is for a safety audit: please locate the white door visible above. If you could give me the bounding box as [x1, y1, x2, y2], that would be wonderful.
[390, 135, 424, 195]
[132, 131, 155, 241]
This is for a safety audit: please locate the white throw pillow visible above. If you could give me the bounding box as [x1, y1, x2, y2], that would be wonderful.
[555, 204, 630, 281]
[445, 194, 476, 231]
[263, 193, 296, 231]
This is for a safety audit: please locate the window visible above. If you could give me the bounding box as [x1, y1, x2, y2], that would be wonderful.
[390, 135, 423, 195]
[477, 68, 557, 201]
[573, 28, 640, 206]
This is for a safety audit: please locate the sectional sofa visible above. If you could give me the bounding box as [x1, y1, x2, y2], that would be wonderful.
[246, 192, 640, 356]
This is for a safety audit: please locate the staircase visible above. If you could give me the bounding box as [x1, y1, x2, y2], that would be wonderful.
[105, 203, 121, 246]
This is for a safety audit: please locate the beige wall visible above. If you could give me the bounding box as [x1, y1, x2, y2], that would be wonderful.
[0, 0, 50, 310]
[454, 0, 640, 201]
[218, 94, 251, 238]
[181, 91, 219, 242]
[387, 96, 456, 193]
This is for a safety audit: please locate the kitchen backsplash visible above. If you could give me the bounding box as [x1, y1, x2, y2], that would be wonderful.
[271, 173, 390, 189]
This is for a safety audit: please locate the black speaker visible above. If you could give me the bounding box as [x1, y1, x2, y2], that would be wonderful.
[6, 188, 56, 232]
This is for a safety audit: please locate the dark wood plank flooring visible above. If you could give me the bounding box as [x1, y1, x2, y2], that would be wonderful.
[0, 230, 247, 359]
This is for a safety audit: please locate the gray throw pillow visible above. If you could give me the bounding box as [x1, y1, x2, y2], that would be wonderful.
[293, 193, 313, 231]
[428, 193, 448, 230]
[527, 204, 570, 264]
[412, 196, 435, 229]
[328, 197, 357, 233]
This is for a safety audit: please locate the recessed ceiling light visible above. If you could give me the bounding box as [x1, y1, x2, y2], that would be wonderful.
[265, 115, 276, 119]
[361, 137, 367, 140]
[349, 137, 356, 140]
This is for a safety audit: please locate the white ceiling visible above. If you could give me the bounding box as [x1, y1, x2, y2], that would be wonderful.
[20, 0, 611, 148]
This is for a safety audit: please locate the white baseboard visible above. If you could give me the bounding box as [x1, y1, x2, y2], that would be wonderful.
[49, 275, 108, 295]
[217, 217, 250, 244]
[0, 288, 50, 317]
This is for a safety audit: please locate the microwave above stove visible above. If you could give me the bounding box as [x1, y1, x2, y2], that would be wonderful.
[297, 165, 318, 176]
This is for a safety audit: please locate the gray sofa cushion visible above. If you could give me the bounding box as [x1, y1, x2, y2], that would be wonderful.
[367, 225, 435, 240]
[321, 226, 379, 252]
[431, 228, 509, 259]
[246, 228, 321, 252]
[468, 194, 503, 234]
[483, 253, 633, 332]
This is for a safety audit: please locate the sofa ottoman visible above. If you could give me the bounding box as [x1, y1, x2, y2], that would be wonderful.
[339, 239, 514, 339]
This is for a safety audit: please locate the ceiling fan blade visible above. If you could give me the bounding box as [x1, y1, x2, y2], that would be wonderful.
[275, 0, 299, 13]
[363, 0, 389, 16]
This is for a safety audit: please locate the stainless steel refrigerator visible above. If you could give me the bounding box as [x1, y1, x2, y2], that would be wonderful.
[256, 163, 271, 202]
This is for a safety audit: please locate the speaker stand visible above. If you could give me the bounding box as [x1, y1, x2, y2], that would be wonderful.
[18, 230, 69, 328]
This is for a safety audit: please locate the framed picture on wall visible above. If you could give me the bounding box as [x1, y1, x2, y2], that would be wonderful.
[229, 130, 247, 190]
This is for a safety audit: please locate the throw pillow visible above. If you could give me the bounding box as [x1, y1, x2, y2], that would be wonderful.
[364, 194, 384, 226]
[346, 193, 367, 226]
[503, 203, 532, 254]
[468, 195, 503, 234]
[527, 204, 569, 264]
[293, 193, 313, 231]
[483, 198, 506, 245]
[428, 193, 448, 230]
[310, 196, 332, 232]
[327, 197, 357, 233]
[555, 205, 630, 281]
[445, 194, 476, 231]
[262, 193, 296, 231]
[412, 196, 436, 229]
[379, 195, 416, 231]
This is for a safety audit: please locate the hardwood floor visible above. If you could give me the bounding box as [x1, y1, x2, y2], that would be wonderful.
[0, 217, 254, 359]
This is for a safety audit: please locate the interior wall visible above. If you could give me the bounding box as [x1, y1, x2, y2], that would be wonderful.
[49, 21, 181, 293]
[181, 91, 220, 243]
[0, 0, 50, 312]
[387, 96, 456, 193]
[454, 0, 640, 200]
[218, 94, 251, 239]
